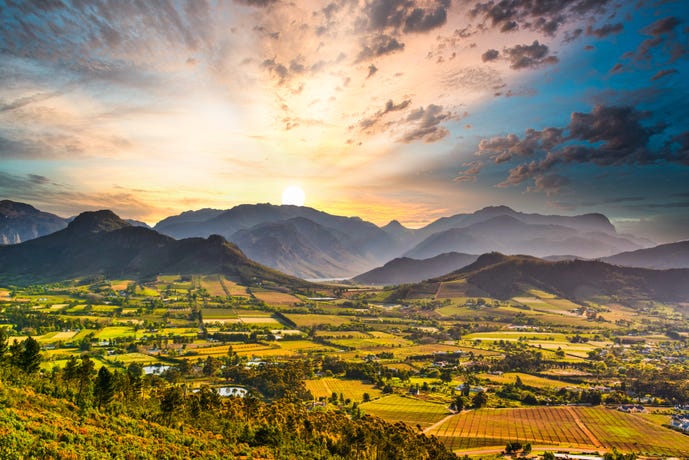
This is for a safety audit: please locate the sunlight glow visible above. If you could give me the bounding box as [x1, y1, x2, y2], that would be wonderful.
[281, 186, 305, 206]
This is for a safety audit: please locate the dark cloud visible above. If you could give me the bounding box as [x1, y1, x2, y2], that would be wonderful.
[610, 63, 624, 73]
[469, 0, 611, 36]
[356, 34, 405, 62]
[585, 23, 623, 38]
[367, 64, 379, 78]
[564, 28, 583, 43]
[471, 105, 680, 192]
[358, 98, 411, 131]
[503, 40, 558, 70]
[625, 16, 687, 64]
[481, 49, 500, 62]
[477, 128, 564, 163]
[666, 131, 689, 165]
[28, 174, 50, 184]
[399, 104, 458, 143]
[262, 58, 289, 83]
[360, 0, 450, 34]
[646, 16, 681, 36]
[650, 68, 678, 81]
[529, 174, 570, 195]
[233, 0, 279, 7]
[403, 6, 448, 33]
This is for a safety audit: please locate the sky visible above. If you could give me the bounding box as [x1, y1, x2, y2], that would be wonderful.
[0, 0, 688, 242]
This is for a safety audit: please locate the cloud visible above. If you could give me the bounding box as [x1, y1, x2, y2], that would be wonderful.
[356, 34, 405, 62]
[360, 0, 450, 34]
[650, 68, 678, 81]
[585, 23, 623, 38]
[470, 105, 679, 192]
[399, 104, 458, 143]
[358, 98, 412, 131]
[403, 6, 448, 33]
[625, 16, 687, 64]
[233, 0, 279, 7]
[528, 174, 570, 195]
[469, 0, 612, 36]
[367, 64, 379, 78]
[477, 128, 564, 163]
[455, 160, 483, 182]
[481, 49, 500, 62]
[503, 40, 558, 70]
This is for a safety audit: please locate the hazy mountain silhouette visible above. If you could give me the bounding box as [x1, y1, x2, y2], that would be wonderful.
[0, 200, 67, 245]
[405, 214, 646, 260]
[0, 210, 309, 287]
[390, 253, 689, 302]
[602, 240, 689, 269]
[353, 252, 478, 285]
[154, 203, 399, 278]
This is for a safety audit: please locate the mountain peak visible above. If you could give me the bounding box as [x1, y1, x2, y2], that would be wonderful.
[67, 210, 131, 234]
[382, 220, 407, 230]
[476, 205, 515, 215]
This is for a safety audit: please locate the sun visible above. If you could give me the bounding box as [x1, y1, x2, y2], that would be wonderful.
[281, 185, 306, 206]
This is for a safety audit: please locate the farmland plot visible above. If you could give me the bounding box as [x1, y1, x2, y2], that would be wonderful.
[360, 394, 451, 428]
[305, 377, 382, 402]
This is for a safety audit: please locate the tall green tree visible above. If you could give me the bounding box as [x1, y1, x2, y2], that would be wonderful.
[94, 366, 115, 409]
[12, 336, 41, 373]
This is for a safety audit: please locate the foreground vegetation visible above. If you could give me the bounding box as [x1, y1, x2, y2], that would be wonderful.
[2, 274, 689, 457]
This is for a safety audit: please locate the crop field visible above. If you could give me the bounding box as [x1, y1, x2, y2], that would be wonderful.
[252, 290, 301, 305]
[435, 280, 470, 299]
[283, 314, 353, 327]
[305, 377, 382, 402]
[200, 275, 228, 297]
[201, 308, 238, 319]
[327, 332, 413, 349]
[315, 330, 371, 339]
[573, 406, 689, 456]
[427, 406, 689, 456]
[428, 406, 594, 450]
[94, 326, 138, 339]
[477, 372, 577, 389]
[360, 395, 451, 428]
[276, 340, 338, 353]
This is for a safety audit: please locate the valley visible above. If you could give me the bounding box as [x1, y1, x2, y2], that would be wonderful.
[2, 203, 689, 459]
[3, 265, 689, 458]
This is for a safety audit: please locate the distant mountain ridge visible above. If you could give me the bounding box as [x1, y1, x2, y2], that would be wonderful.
[0, 200, 669, 279]
[154, 203, 652, 278]
[391, 253, 689, 302]
[353, 252, 478, 285]
[0, 210, 309, 287]
[602, 240, 689, 269]
[154, 203, 400, 278]
[0, 200, 67, 244]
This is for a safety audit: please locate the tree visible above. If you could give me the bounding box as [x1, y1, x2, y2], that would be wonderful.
[13, 336, 41, 373]
[543, 452, 555, 460]
[76, 356, 96, 402]
[451, 396, 465, 412]
[94, 366, 115, 409]
[472, 390, 488, 408]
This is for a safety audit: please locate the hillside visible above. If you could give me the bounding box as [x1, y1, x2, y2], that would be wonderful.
[0, 200, 66, 244]
[391, 253, 689, 302]
[0, 210, 308, 288]
[353, 252, 478, 285]
[602, 240, 689, 269]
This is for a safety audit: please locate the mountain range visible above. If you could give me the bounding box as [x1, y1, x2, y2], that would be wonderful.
[3, 199, 687, 281]
[0, 209, 309, 288]
[389, 253, 689, 302]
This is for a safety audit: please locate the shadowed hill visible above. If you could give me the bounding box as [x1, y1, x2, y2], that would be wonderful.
[353, 252, 478, 285]
[390, 252, 689, 302]
[602, 240, 689, 269]
[0, 210, 310, 288]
